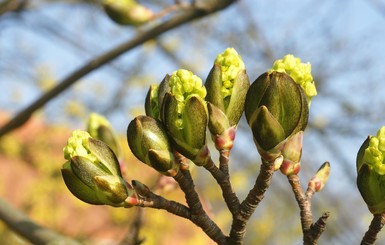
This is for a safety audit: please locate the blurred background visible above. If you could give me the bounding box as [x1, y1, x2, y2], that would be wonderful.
[1, 0, 385, 244]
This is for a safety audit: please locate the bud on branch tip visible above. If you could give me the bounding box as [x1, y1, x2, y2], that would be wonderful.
[357, 126, 385, 214]
[269, 54, 317, 105]
[62, 130, 135, 207]
[308, 162, 331, 192]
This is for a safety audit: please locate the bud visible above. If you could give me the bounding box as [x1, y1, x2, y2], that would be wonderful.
[102, 0, 154, 26]
[207, 103, 236, 151]
[357, 126, 385, 214]
[269, 54, 317, 105]
[205, 48, 249, 151]
[206, 48, 250, 127]
[62, 130, 135, 207]
[280, 131, 303, 175]
[160, 69, 210, 166]
[245, 71, 309, 162]
[308, 162, 331, 192]
[127, 115, 178, 175]
[145, 75, 172, 120]
[145, 84, 161, 119]
[86, 113, 121, 159]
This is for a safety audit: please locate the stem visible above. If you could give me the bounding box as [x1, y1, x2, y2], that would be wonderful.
[361, 213, 385, 245]
[173, 170, 227, 244]
[219, 150, 230, 176]
[204, 158, 240, 216]
[228, 160, 276, 244]
[287, 174, 329, 245]
[288, 174, 313, 232]
[0, 198, 81, 245]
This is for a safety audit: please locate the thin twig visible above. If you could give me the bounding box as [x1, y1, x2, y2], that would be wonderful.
[0, 198, 81, 245]
[0, 0, 236, 138]
[133, 180, 191, 219]
[361, 213, 385, 245]
[204, 158, 240, 216]
[288, 174, 313, 233]
[228, 159, 276, 244]
[287, 174, 329, 245]
[310, 211, 330, 243]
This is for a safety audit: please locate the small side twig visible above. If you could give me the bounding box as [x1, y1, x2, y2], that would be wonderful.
[288, 174, 329, 245]
[361, 213, 385, 245]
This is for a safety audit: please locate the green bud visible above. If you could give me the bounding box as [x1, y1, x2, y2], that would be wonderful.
[207, 103, 231, 136]
[280, 131, 303, 175]
[206, 48, 250, 127]
[207, 103, 236, 151]
[62, 130, 134, 207]
[145, 75, 173, 120]
[308, 162, 330, 192]
[102, 0, 154, 26]
[245, 71, 309, 162]
[357, 127, 385, 214]
[86, 113, 121, 159]
[160, 69, 210, 165]
[269, 54, 317, 105]
[127, 115, 177, 175]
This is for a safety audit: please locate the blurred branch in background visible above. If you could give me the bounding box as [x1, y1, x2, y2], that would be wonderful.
[0, 198, 81, 245]
[0, 0, 236, 138]
[0, 0, 27, 15]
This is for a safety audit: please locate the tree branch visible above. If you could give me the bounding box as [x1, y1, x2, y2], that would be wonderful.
[361, 213, 385, 245]
[287, 174, 329, 245]
[173, 170, 228, 244]
[0, 198, 81, 245]
[228, 159, 276, 244]
[204, 157, 240, 216]
[0, 0, 236, 138]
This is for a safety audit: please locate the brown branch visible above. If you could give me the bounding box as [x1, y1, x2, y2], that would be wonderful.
[204, 158, 240, 216]
[228, 159, 276, 244]
[219, 150, 230, 175]
[132, 180, 191, 219]
[0, 0, 236, 138]
[361, 213, 385, 245]
[288, 174, 329, 245]
[0, 198, 81, 245]
[173, 170, 227, 244]
[310, 211, 330, 243]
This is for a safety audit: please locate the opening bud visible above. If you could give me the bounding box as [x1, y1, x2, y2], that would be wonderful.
[160, 69, 210, 165]
[357, 126, 385, 214]
[269, 54, 317, 105]
[86, 113, 121, 159]
[206, 48, 250, 128]
[245, 71, 308, 162]
[62, 130, 133, 207]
